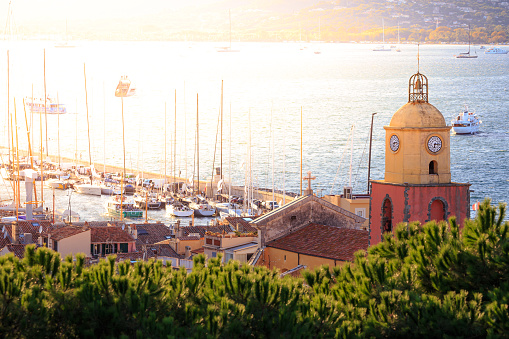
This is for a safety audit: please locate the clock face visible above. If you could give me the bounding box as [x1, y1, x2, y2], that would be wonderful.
[427, 136, 442, 153]
[389, 135, 400, 152]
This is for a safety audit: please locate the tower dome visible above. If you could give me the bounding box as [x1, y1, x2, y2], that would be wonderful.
[389, 102, 446, 128]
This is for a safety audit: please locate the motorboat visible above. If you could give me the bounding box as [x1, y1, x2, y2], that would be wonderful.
[451, 105, 481, 134]
[485, 47, 508, 54]
[25, 96, 66, 114]
[188, 197, 215, 217]
[45, 179, 71, 190]
[134, 192, 163, 210]
[166, 202, 194, 217]
[100, 183, 123, 195]
[372, 46, 391, 52]
[105, 195, 143, 218]
[115, 75, 136, 97]
[74, 183, 102, 196]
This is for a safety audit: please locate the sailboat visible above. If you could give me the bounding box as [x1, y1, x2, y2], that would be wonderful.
[217, 10, 240, 52]
[456, 26, 477, 58]
[373, 19, 391, 51]
[55, 20, 75, 48]
[314, 18, 322, 54]
[395, 24, 401, 52]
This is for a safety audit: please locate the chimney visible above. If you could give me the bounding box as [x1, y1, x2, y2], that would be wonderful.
[21, 169, 38, 220]
[176, 221, 184, 238]
[133, 225, 138, 239]
[185, 245, 191, 259]
[23, 233, 33, 244]
[12, 222, 20, 244]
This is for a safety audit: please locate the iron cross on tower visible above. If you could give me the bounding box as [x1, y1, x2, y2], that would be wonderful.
[303, 171, 316, 195]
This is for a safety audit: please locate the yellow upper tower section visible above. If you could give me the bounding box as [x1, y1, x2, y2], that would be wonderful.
[384, 72, 451, 185]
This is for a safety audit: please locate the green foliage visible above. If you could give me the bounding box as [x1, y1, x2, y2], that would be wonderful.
[0, 198, 508, 338]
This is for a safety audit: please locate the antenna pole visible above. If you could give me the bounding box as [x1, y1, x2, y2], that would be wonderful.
[367, 113, 377, 194]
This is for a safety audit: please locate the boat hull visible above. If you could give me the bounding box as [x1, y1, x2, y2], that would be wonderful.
[452, 125, 480, 134]
[74, 184, 102, 196]
[167, 204, 194, 217]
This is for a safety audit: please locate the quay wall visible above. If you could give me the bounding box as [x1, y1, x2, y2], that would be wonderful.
[4, 147, 297, 204]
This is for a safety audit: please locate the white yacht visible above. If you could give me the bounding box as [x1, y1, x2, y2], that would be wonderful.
[74, 183, 102, 196]
[485, 47, 508, 54]
[451, 105, 481, 134]
[166, 202, 194, 217]
[188, 197, 215, 217]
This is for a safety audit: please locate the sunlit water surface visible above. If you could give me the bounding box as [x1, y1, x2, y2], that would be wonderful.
[0, 41, 508, 222]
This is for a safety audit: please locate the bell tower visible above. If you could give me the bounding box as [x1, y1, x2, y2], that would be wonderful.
[369, 68, 471, 246]
[384, 72, 451, 185]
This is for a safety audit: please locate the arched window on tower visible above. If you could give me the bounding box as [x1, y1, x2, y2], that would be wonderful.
[382, 199, 392, 234]
[430, 199, 446, 221]
[429, 160, 438, 174]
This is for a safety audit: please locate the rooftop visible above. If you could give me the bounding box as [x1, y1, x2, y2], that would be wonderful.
[224, 216, 258, 233]
[50, 226, 89, 241]
[266, 223, 369, 262]
[91, 227, 135, 243]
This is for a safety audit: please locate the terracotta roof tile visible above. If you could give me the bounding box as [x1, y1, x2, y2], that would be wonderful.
[91, 227, 135, 244]
[225, 217, 258, 233]
[191, 247, 205, 254]
[50, 226, 89, 241]
[133, 223, 173, 247]
[182, 225, 232, 238]
[266, 223, 368, 262]
[1, 244, 28, 259]
[177, 236, 200, 241]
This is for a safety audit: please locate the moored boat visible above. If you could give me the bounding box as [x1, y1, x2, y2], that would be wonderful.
[25, 96, 66, 114]
[105, 195, 143, 218]
[484, 47, 508, 54]
[115, 76, 136, 97]
[188, 197, 215, 217]
[451, 105, 481, 134]
[74, 183, 102, 196]
[166, 202, 194, 217]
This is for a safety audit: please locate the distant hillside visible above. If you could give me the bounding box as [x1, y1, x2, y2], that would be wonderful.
[10, 0, 509, 43]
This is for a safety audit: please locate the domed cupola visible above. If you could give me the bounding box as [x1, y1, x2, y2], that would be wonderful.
[384, 71, 452, 185]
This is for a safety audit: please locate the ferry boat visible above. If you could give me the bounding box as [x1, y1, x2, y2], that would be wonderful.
[115, 76, 136, 97]
[451, 105, 481, 134]
[105, 195, 143, 218]
[484, 47, 508, 54]
[25, 97, 66, 114]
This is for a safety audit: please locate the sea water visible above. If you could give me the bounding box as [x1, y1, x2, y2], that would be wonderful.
[0, 41, 507, 221]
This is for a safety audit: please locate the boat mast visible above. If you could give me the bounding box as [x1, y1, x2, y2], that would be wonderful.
[348, 125, 355, 187]
[271, 108, 274, 204]
[22, 98, 38, 204]
[174, 89, 177, 191]
[57, 93, 61, 168]
[164, 102, 167, 188]
[83, 64, 92, 183]
[103, 82, 106, 174]
[367, 113, 377, 194]
[44, 49, 48, 157]
[229, 102, 231, 206]
[229, 10, 232, 50]
[300, 106, 303, 196]
[7, 51, 10, 175]
[220, 80, 223, 181]
[196, 94, 199, 196]
[14, 98, 20, 220]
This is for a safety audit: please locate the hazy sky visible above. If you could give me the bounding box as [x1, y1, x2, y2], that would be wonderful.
[1, 0, 218, 23]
